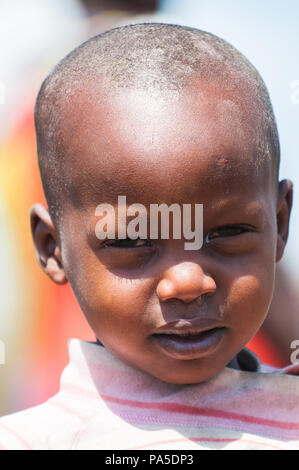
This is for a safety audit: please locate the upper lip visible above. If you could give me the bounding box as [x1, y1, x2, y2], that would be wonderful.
[152, 319, 226, 336]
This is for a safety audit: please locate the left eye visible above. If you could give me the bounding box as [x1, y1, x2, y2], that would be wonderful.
[205, 225, 253, 242]
[102, 238, 153, 249]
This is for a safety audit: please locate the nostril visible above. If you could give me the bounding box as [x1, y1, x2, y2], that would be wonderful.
[156, 265, 216, 303]
[201, 291, 214, 299]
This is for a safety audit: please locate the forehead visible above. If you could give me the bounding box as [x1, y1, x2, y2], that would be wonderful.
[58, 83, 271, 207]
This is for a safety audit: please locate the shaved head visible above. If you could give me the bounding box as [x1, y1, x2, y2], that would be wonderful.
[35, 23, 280, 227]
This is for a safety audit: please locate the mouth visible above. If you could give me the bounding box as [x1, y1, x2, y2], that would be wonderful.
[151, 326, 227, 360]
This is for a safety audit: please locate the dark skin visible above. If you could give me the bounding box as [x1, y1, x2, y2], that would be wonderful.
[30, 83, 293, 384]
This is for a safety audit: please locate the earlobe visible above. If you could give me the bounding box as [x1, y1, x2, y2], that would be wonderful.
[30, 203, 68, 285]
[276, 179, 293, 262]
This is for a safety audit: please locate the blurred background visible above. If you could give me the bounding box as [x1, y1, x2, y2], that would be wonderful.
[0, 0, 298, 416]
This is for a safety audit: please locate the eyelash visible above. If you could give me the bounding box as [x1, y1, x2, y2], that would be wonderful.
[205, 224, 255, 243]
[102, 238, 153, 249]
[101, 225, 255, 248]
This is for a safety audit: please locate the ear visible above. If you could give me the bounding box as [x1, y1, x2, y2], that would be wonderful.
[30, 203, 68, 285]
[276, 179, 293, 262]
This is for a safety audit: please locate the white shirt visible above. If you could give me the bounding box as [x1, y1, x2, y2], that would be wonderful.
[0, 339, 298, 450]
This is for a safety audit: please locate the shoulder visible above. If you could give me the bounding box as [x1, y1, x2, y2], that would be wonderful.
[276, 362, 299, 376]
[0, 395, 88, 450]
[236, 348, 299, 376]
[0, 403, 49, 450]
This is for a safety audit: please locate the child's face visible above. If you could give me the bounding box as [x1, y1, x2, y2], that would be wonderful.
[32, 84, 292, 384]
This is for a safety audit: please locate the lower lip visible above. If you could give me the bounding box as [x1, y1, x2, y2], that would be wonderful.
[152, 327, 226, 360]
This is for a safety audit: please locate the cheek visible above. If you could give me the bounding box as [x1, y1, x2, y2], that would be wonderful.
[85, 275, 155, 349]
[225, 268, 275, 334]
[219, 228, 276, 326]
[96, 276, 151, 318]
[65, 243, 154, 331]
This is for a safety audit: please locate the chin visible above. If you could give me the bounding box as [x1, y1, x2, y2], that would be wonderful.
[153, 368, 221, 385]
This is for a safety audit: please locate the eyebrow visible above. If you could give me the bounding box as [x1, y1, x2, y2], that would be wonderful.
[206, 197, 268, 228]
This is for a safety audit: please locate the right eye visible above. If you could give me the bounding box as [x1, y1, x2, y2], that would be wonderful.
[98, 237, 157, 271]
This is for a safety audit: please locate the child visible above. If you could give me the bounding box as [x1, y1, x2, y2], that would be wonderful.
[0, 23, 298, 450]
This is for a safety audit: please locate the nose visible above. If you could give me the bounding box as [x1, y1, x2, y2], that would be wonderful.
[156, 262, 216, 304]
